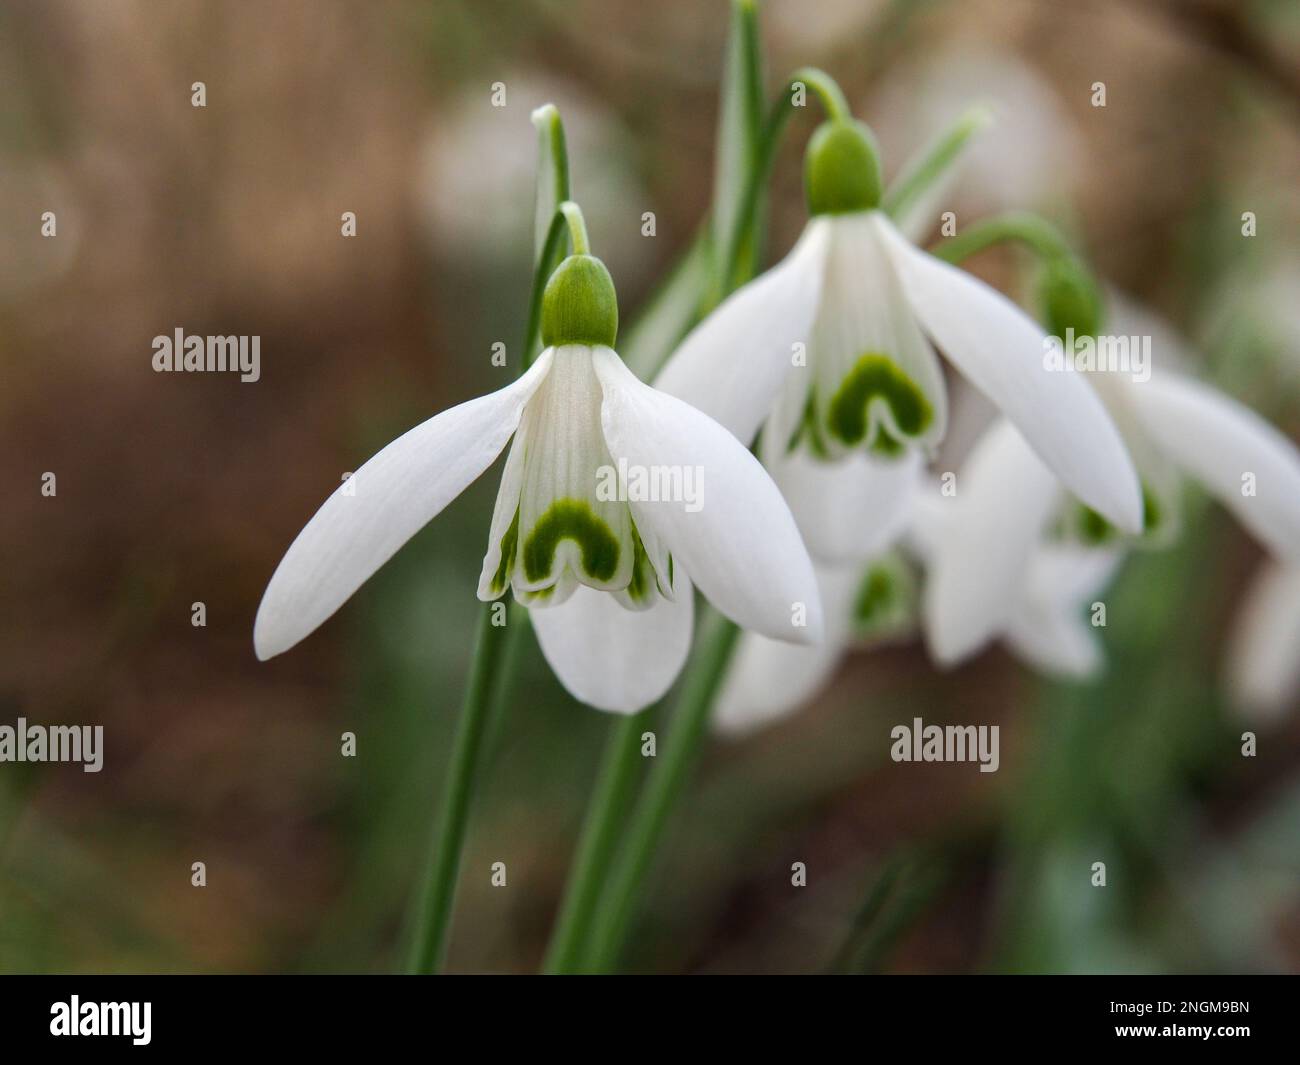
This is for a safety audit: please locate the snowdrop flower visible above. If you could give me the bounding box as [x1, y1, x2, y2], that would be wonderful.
[1226, 561, 1300, 723]
[922, 280, 1300, 666]
[656, 80, 1143, 552]
[715, 489, 1122, 737]
[255, 203, 822, 714]
[909, 463, 1125, 677]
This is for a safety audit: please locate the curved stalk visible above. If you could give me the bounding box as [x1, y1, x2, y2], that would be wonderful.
[930, 210, 1076, 266]
[406, 603, 513, 973]
[542, 709, 651, 973]
[582, 613, 742, 972]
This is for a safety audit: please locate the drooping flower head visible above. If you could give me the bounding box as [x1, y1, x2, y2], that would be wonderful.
[917, 237, 1300, 668]
[255, 201, 822, 714]
[655, 70, 1143, 563]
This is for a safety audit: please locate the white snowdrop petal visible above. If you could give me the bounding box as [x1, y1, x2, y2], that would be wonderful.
[922, 419, 1063, 665]
[1004, 545, 1123, 680]
[760, 427, 923, 564]
[872, 212, 1143, 533]
[1226, 560, 1300, 722]
[713, 632, 843, 737]
[808, 213, 947, 458]
[654, 219, 831, 447]
[593, 347, 823, 642]
[530, 575, 695, 714]
[510, 345, 635, 598]
[1131, 371, 1300, 561]
[713, 560, 861, 735]
[255, 350, 555, 660]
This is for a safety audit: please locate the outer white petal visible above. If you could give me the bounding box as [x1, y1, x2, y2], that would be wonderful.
[530, 575, 695, 714]
[593, 347, 823, 643]
[922, 419, 1062, 665]
[1004, 590, 1102, 680]
[1004, 546, 1123, 680]
[902, 476, 950, 562]
[1226, 561, 1300, 723]
[713, 562, 860, 736]
[653, 220, 830, 446]
[761, 426, 922, 563]
[871, 212, 1143, 533]
[1129, 371, 1300, 562]
[1103, 287, 1193, 377]
[713, 633, 842, 737]
[254, 352, 554, 659]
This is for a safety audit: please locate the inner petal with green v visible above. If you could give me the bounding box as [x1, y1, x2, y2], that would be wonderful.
[824, 352, 933, 454]
[477, 344, 673, 608]
[804, 211, 947, 461]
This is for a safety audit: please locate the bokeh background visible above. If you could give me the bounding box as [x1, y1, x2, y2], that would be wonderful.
[2, 0, 1299, 973]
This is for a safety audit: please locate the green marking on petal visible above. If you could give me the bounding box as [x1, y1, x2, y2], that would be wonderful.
[522, 498, 621, 583]
[489, 506, 521, 596]
[1141, 484, 1162, 533]
[826, 353, 932, 449]
[788, 390, 831, 459]
[868, 424, 906, 458]
[625, 525, 656, 605]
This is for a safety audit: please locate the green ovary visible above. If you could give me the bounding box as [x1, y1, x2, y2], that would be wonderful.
[1077, 483, 1162, 544]
[826, 353, 932, 449]
[854, 566, 896, 626]
[522, 498, 621, 584]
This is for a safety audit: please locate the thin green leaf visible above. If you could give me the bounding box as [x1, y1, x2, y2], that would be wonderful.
[882, 104, 992, 234]
[711, 0, 765, 293]
[523, 104, 573, 365]
[530, 103, 571, 264]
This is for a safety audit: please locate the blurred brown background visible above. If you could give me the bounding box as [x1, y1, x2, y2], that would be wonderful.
[2, 0, 1299, 973]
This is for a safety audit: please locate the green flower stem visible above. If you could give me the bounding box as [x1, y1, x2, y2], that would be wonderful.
[881, 104, 992, 223]
[715, 66, 849, 300]
[582, 612, 742, 972]
[542, 708, 652, 973]
[559, 201, 591, 255]
[406, 603, 512, 973]
[483, 603, 531, 754]
[788, 65, 851, 122]
[930, 210, 1074, 266]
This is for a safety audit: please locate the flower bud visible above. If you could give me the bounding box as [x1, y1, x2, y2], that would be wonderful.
[541, 254, 619, 348]
[804, 119, 883, 216]
[1040, 256, 1102, 341]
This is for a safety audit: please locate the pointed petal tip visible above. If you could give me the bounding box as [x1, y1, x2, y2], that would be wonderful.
[1105, 473, 1146, 537]
[252, 608, 288, 662]
[794, 602, 825, 645]
[921, 590, 989, 669]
